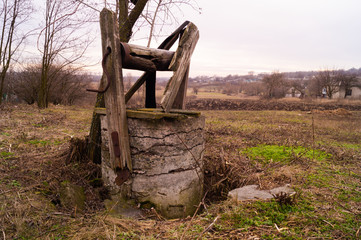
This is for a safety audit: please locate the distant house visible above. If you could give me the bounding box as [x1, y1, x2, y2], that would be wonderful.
[333, 78, 361, 99]
[285, 87, 301, 98]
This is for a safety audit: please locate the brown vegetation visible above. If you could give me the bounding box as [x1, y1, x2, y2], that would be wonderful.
[186, 98, 361, 111]
[1, 102, 360, 239]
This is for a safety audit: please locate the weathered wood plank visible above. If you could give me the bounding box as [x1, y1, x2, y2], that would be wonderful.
[126, 110, 186, 120]
[136, 108, 201, 117]
[171, 64, 190, 109]
[100, 8, 132, 171]
[161, 23, 199, 112]
[94, 107, 200, 119]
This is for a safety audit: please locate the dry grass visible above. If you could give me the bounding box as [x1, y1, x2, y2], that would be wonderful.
[0, 102, 360, 239]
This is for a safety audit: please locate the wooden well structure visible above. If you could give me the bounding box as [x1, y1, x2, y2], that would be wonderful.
[91, 8, 203, 218]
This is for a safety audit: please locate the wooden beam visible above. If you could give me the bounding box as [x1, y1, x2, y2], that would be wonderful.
[136, 108, 201, 117]
[126, 110, 186, 120]
[145, 71, 156, 108]
[161, 23, 199, 112]
[171, 64, 190, 109]
[94, 108, 192, 120]
[100, 8, 132, 171]
[121, 43, 175, 71]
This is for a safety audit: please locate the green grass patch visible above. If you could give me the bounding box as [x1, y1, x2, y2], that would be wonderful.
[0, 151, 15, 159]
[27, 139, 52, 147]
[242, 145, 330, 164]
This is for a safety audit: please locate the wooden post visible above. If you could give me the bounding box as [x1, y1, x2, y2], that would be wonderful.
[145, 72, 156, 108]
[100, 9, 132, 171]
[161, 23, 199, 112]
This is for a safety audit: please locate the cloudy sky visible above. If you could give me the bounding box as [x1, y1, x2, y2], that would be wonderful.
[26, 0, 360, 77]
[150, 0, 361, 76]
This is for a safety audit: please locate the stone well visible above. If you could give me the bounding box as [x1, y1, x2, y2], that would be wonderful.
[100, 113, 205, 219]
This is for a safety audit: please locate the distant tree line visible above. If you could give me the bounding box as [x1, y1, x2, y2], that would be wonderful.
[189, 68, 361, 99]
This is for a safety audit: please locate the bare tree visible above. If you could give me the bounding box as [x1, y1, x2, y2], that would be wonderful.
[261, 72, 288, 98]
[241, 81, 264, 96]
[290, 79, 307, 98]
[0, 0, 32, 104]
[313, 69, 341, 99]
[37, 0, 94, 108]
[140, 0, 200, 47]
[11, 64, 91, 105]
[12, 64, 40, 104]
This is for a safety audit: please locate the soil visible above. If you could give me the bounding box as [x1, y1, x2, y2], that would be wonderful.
[186, 98, 361, 111]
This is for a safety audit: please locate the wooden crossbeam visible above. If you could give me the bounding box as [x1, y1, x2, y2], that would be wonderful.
[94, 107, 201, 119]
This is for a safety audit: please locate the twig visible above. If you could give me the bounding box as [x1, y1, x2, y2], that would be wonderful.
[0, 190, 12, 195]
[356, 225, 361, 238]
[274, 223, 288, 232]
[336, 202, 357, 215]
[275, 223, 280, 232]
[74, 0, 101, 12]
[197, 215, 220, 239]
[322, 219, 334, 228]
[2, 230, 5, 240]
[180, 191, 207, 240]
[101, 199, 120, 221]
[151, 207, 165, 221]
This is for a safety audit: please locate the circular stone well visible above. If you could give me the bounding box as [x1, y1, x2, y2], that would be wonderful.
[100, 113, 205, 219]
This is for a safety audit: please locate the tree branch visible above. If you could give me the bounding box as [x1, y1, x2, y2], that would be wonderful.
[119, 0, 148, 42]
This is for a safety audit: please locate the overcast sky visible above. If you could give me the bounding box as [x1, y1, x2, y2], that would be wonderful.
[52, 0, 361, 77]
[144, 0, 361, 77]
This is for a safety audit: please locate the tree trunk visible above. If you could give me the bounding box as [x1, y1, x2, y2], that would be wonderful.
[0, 71, 5, 104]
[38, 69, 48, 108]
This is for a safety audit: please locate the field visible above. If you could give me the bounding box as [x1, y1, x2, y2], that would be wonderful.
[0, 100, 360, 239]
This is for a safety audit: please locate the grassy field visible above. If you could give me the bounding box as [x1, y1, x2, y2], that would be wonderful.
[0, 103, 360, 239]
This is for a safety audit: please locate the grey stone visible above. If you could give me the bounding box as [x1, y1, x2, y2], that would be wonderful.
[228, 185, 273, 201]
[269, 184, 295, 196]
[228, 184, 295, 201]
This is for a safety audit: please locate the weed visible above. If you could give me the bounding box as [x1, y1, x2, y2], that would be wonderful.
[27, 139, 51, 147]
[9, 180, 21, 187]
[0, 151, 14, 159]
[242, 144, 330, 165]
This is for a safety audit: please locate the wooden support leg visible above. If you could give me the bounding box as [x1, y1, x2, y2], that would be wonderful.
[145, 71, 156, 108]
[172, 65, 189, 109]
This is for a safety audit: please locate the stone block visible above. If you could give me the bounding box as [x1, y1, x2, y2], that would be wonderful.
[100, 115, 205, 218]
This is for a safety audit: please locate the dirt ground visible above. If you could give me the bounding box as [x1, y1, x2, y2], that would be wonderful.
[186, 98, 361, 111]
[0, 101, 360, 239]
